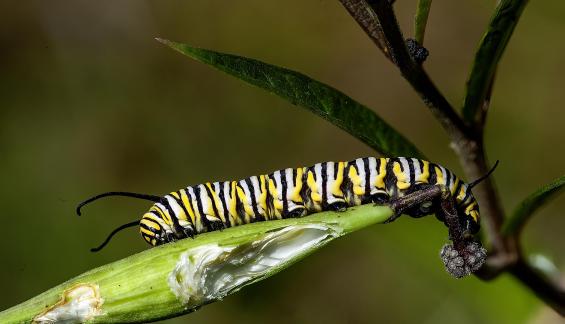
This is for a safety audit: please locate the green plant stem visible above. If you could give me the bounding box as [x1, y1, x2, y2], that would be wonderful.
[414, 0, 432, 44]
[0, 205, 393, 323]
[462, 0, 529, 129]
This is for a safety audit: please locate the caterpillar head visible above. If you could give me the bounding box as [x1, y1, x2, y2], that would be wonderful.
[76, 191, 167, 252]
[139, 208, 188, 246]
[140, 212, 168, 246]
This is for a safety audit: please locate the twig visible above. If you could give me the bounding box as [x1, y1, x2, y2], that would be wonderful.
[348, 0, 472, 149]
[360, 2, 510, 253]
[510, 257, 565, 316]
[339, 0, 565, 312]
[455, 0, 565, 313]
[367, 0, 519, 262]
[339, 0, 505, 255]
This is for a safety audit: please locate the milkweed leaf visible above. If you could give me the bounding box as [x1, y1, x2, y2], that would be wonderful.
[503, 175, 565, 236]
[157, 38, 423, 158]
[462, 0, 529, 126]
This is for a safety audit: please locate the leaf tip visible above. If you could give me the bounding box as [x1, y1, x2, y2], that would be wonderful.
[154, 38, 200, 59]
[155, 37, 173, 47]
[155, 37, 188, 54]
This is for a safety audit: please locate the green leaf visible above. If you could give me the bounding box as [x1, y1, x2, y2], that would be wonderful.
[0, 205, 392, 323]
[502, 175, 565, 236]
[157, 38, 424, 158]
[462, 0, 529, 126]
[414, 0, 432, 45]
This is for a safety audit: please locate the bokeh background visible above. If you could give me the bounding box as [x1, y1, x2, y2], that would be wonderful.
[1, 1, 564, 323]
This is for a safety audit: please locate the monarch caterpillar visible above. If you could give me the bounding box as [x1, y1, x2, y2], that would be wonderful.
[78, 157, 497, 253]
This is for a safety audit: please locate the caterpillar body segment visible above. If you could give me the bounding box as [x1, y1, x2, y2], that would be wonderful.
[140, 157, 481, 246]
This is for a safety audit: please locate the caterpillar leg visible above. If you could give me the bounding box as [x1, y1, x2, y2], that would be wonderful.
[327, 201, 348, 212]
[370, 192, 390, 205]
[162, 232, 175, 245]
[208, 220, 226, 231]
[181, 227, 195, 239]
[284, 207, 307, 218]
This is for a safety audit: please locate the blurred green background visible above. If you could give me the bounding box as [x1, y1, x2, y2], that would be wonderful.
[1, 1, 564, 323]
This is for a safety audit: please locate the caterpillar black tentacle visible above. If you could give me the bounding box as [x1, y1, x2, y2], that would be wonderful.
[79, 157, 489, 251]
